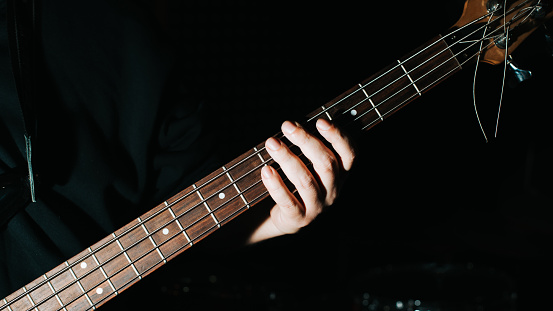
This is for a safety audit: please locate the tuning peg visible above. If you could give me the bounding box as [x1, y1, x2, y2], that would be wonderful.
[506, 55, 532, 88]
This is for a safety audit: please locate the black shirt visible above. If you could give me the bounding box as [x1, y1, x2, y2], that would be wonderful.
[0, 0, 217, 297]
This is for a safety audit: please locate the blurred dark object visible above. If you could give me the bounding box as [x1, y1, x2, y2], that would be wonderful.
[351, 263, 516, 311]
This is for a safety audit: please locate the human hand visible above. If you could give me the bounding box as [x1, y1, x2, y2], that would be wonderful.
[248, 118, 355, 243]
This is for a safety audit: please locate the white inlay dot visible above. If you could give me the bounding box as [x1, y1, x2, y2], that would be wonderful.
[162, 228, 169, 235]
[350, 109, 358, 116]
[96, 287, 103, 295]
[80, 262, 87, 269]
[218, 193, 225, 199]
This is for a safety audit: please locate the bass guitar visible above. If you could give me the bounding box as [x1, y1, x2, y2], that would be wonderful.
[2, 0, 551, 310]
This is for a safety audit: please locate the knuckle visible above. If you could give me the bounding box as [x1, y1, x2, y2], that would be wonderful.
[319, 153, 338, 174]
[280, 198, 298, 211]
[292, 131, 310, 147]
[269, 147, 292, 166]
[297, 173, 318, 192]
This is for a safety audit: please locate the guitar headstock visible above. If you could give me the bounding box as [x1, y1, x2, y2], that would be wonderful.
[453, 0, 553, 65]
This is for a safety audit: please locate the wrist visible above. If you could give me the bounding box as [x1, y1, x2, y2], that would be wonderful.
[246, 205, 290, 244]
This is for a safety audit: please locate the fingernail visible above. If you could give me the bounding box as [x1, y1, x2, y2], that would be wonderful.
[282, 121, 297, 134]
[316, 118, 331, 131]
[266, 137, 281, 151]
[261, 166, 273, 178]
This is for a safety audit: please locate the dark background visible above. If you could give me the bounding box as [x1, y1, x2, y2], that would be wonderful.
[108, 1, 552, 310]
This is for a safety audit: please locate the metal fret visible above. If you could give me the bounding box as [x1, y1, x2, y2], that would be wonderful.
[65, 261, 94, 309]
[254, 146, 265, 163]
[224, 165, 250, 208]
[21, 287, 37, 311]
[138, 217, 167, 264]
[97, 254, 117, 294]
[87, 246, 116, 294]
[168, 206, 193, 244]
[193, 184, 221, 228]
[321, 105, 333, 120]
[44, 275, 67, 311]
[398, 60, 422, 96]
[2, 298, 13, 311]
[94, 259, 108, 280]
[359, 84, 384, 121]
[111, 240, 141, 280]
[87, 248, 100, 267]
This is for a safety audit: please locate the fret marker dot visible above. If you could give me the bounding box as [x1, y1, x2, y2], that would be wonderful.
[350, 109, 357, 116]
[80, 262, 87, 269]
[162, 228, 169, 235]
[96, 287, 103, 295]
[219, 193, 225, 199]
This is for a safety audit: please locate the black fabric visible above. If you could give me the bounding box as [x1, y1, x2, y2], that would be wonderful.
[0, 0, 218, 297]
[6, 0, 38, 141]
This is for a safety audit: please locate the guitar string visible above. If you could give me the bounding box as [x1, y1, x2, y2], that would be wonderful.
[357, 0, 540, 129]
[58, 31, 508, 307]
[306, 0, 534, 124]
[359, 38, 499, 131]
[44, 150, 304, 311]
[4, 28, 512, 311]
[130, 6, 504, 236]
[472, 13, 495, 142]
[355, 23, 514, 129]
[60, 1, 530, 287]
[304, 12, 493, 123]
[113, 12, 516, 266]
[2, 141, 290, 311]
[6, 147, 288, 311]
[494, 0, 542, 137]
[0, 6, 519, 310]
[66, 15, 540, 311]
[494, 0, 510, 138]
[77, 178, 279, 311]
[168, 0, 534, 271]
[474, 0, 509, 141]
[2, 9, 525, 311]
[2, 3, 534, 310]
[34, 27, 510, 311]
[336, 1, 535, 126]
[356, 12, 521, 129]
[354, 2, 536, 130]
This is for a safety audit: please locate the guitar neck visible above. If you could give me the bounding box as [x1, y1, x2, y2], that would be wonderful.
[1, 35, 461, 311]
[307, 35, 461, 132]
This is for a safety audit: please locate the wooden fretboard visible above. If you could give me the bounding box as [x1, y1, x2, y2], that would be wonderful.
[1, 35, 462, 311]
